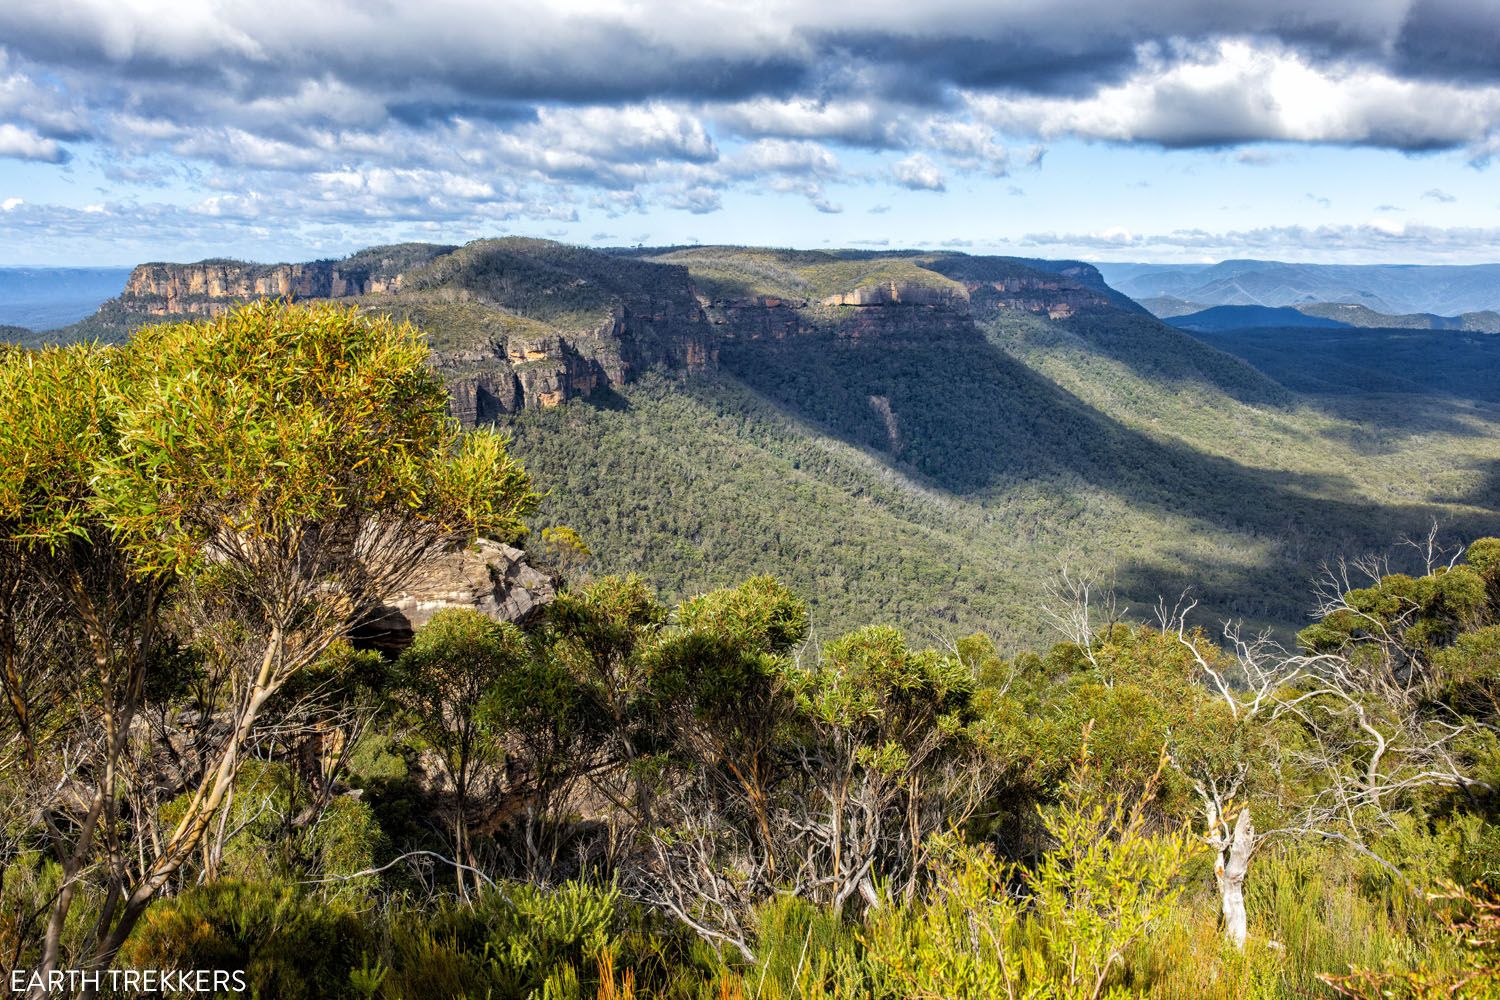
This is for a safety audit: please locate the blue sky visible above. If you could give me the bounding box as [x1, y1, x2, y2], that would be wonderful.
[1, 1, 1499, 265]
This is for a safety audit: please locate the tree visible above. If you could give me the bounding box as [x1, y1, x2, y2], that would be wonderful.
[0, 344, 172, 993]
[544, 575, 668, 867]
[630, 577, 808, 959]
[397, 608, 530, 897]
[787, 624, 984, 913]
[1156, 536, 1500, 950]
[0, 301, 539, 982]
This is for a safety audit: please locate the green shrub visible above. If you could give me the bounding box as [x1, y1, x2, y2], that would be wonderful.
[121, 880, 371, 1000]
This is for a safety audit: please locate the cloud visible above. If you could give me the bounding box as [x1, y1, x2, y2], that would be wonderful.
[666, 186, 723, 214]
[967, 38, 1500, 155]
[1021, 220, 1500, 262]
[3, 2, 1500, 255]
[892, 153, 945, 191]
[1423, 187, 1457, 201]
[1235, 149, 1277, 166]
[0, 123, 69, 162]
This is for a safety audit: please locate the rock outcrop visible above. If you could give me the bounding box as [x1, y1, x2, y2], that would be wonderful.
[81, 240, 1129, 423]
[353, 539, 555, 653]
[117, 244, 453, 318]
[122, 261, 397, 315]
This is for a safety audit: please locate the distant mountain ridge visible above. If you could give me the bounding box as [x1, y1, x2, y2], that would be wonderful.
[1166, 305, 1351, 332]
[33, 239, 1137, 421]
[0, 266, 132, 330]
[1296, 302, 1500, 333]
[1097, 259, 1500, 315]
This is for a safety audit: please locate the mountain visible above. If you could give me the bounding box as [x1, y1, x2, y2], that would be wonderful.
[0, 266, 132, 330]
[1137, 295, 1207, 318]
[1167, 305, 1351, 332]
[17, 239, 1500, 646]
[1296, 302, 1500, 333]
[1191, 325, 1500, 402]
[1097, 259, 1500, 315]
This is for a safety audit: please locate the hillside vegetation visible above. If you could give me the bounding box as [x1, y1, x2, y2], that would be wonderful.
[13, 239, 1500, 648]
[499, 263, 1500, 646]
[4, 301, 1498, 1000]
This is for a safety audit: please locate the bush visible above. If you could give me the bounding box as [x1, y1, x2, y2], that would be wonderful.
[120, 881, 371, 1000]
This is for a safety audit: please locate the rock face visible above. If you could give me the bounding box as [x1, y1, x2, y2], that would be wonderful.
[427, 278, 720, 424]
[820, 280, 964, 308]
[354, 539, 555, 653]
[122, 261, 399, 315]
[86, 240, 1124, 422]
[962, 275, 1114, 320]
[118, 244, 452, 318]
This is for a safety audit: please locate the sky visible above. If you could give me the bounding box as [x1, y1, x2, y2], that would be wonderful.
[1, 0, 1499, 265]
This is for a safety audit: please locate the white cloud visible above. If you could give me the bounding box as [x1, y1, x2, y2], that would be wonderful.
[0, 123, 68, 162]
[892, 153, 946, 191]
[967, 39, 1500, 156]
[1022, 220, 1500, 263]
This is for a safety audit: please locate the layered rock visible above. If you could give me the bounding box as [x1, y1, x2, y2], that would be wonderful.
[433, 295, 718, 424]
[121, 261, 403, 316]
[962, 274, 1115, 320]
[85, 240, 1124, 424]
[819, 280, 964, 308]
[699, 295, 810, 341]
[353, 539, 555, 652]
[119, 246, 449, 317]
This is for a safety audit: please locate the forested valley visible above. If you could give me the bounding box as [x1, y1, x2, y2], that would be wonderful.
[3, 301, 1499, 999]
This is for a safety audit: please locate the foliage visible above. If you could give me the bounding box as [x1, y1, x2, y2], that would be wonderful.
[864, 779, 1196, 1000]
[120, 880, 372, 1000]
[1321, 883, 1500, 999]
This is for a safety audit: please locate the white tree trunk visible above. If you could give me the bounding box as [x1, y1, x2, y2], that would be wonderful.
[1216, 806, 1254, 949]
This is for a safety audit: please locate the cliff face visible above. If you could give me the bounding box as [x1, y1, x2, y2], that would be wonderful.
[438, 298, 718, 426]
[111, 240, 720, 423]
[121, 260, 403, 315]
[88, 240, 1129, 424]
[422, 245, 720, 424]
[962, 274, 1116, 320]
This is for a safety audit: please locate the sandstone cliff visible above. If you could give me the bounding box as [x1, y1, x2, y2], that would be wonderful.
[78, 240, 1129, 423]
[118, 244, 453, 317]
[353, 539, 555, 652]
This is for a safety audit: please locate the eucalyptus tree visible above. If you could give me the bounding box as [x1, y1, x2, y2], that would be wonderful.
[0, 301, 539, 983]
[397, 609, 531, 897]
[0, 343, 165, 991]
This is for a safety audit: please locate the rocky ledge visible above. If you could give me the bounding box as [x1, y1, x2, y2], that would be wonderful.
[353, 539, 555, 652]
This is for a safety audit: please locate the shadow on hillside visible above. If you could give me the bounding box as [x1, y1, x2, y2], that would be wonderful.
[1186, 326, 1500, 443]
[715, 313, 1500, 623]
[1455, 458, 1500, 510]
[978, 302, 1294, 411]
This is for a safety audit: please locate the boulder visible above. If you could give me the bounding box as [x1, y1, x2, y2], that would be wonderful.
[353, 539, 555, 652]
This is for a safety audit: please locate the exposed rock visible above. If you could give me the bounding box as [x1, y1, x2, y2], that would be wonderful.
[961, 276, 1114, 319]
[820, 280, 965, 308]
[121, 258, 408, 316]
[353, 539, 555, 653]
[868, 394, 903, 455]
[85, 240, 1120, 423]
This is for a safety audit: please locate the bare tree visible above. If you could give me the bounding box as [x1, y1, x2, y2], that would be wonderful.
[1040, 563, 1127, 671]
[1158, 577, 1492, 949]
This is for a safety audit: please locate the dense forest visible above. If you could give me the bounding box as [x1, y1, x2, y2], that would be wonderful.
[2, 302, 1498, 999]
[498, 297, 1500, 648]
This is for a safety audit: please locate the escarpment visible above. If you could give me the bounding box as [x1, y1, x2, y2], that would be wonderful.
[74, 240, 1134, 423]
[118, 244, 456, 317]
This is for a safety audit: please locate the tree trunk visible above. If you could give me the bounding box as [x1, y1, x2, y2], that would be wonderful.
[1216, 806, 1254, 949]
